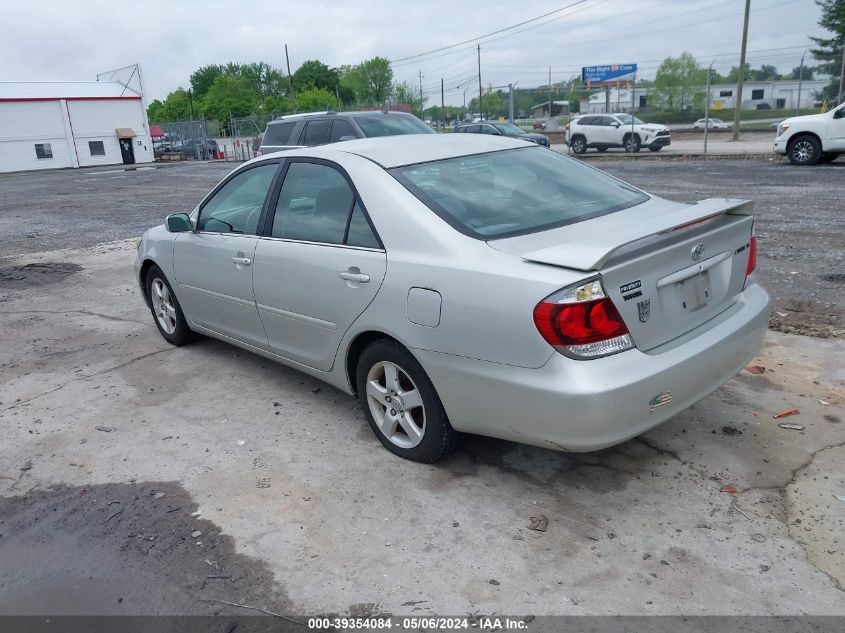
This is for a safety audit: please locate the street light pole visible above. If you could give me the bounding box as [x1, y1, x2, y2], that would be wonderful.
[704, 61, 714, 154]
[477, 45, 483, 120]
[797, 50, 806, 115]
[732, 0, 751, 141]
[838, 35, 845, 104]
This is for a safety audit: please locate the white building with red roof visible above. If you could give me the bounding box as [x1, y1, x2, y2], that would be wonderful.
[0, 64, 153, 173]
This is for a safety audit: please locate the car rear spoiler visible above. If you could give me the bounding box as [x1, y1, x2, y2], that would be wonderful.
[516, 198, 754, 271]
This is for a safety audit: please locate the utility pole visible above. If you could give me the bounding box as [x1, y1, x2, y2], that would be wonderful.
[477, 45, 483, 119]
[508, 83, 514, 123]
[441, 77, 445, 126]
[419, 69, 423, 117]
[704, 61, 714, 154]
[732, 0, 751, 140]
[838, 35, 845, 104]
[548, 66, 552, 123]
[285, 44, 295, 112]
[797, 50, 806, 115]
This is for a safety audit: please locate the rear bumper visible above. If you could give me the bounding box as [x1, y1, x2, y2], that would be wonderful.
[415, 283, 770, 452]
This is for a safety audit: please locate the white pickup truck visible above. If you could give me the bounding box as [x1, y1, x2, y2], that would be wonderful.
[774, 102, 845, 165]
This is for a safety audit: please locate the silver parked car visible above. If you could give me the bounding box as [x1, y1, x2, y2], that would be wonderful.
[135, 135, 769, 462]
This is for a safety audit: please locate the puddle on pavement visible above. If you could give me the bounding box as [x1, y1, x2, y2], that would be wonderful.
[0, 481, 289, 616]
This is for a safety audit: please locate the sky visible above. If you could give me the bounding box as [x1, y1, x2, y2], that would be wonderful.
[0, 0, 826, 106]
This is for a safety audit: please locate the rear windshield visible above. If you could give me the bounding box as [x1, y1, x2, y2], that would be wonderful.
[263, 121, 297, 146]
[390, 147, 649, 239]
[354, 115, 434, 137]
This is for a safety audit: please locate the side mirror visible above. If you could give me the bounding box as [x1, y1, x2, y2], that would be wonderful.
[337, 135, 357, 142]
[611, 121, 621, 128]
[166, 212, 192, 233]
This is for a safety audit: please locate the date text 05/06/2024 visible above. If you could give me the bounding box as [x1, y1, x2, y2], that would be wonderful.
[307, 616, 531, 630]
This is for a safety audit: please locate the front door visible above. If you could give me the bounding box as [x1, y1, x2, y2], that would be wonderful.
[173, 161, 280, 350]
[252, 160, 386, 371]
[119, 138, 135, 164]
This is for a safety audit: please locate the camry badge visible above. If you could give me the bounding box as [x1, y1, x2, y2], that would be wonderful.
[649, 390, 673, 414]
[637, 298, 651, 323]
[691, 243, 706, 261]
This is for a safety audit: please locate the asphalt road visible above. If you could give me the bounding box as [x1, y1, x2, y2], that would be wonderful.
[1, 157, 843, 335]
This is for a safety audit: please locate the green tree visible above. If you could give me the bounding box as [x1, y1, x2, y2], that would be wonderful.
[293, 60, 339, 93]
[344, 57, 393, 105]
[296, 87, 338, 111]
[190, 65, 224, 100]
[652, 52, 707, 111]
[160, 88, 193, 120]
[788, 65, 816, 80]
[147, 99, 166, 122]
[200, 75, 257, 124]
[810, 0, 845, 102]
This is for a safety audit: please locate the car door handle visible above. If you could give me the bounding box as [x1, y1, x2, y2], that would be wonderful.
[339, 271, 370, 283]
[232, 256, 252, 266]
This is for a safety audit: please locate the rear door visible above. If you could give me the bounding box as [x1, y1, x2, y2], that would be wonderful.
[252, 159, 386, 370]
[173, 161, 281, 349]
[298, 119, 332, 147]
[260, 121, 300, 153]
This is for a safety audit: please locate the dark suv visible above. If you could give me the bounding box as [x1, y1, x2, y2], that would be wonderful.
[258, 110, 434, 155]
[453, 121, 549, 147]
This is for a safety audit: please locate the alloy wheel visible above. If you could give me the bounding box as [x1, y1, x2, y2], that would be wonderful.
[151, 278, 177, 334]
[792, 140, 814, 163]
[365, 361, 426, 449]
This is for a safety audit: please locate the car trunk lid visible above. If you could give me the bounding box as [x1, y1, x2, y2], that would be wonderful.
[488, 197, 755, 351]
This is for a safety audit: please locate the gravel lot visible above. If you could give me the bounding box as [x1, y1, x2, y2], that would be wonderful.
[1, 157, 843, 335]
[0, 157, 843, 619]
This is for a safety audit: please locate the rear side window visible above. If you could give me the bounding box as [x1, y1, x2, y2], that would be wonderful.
[353, 115, 434, 137]
[346, 201, 380, 248]
[272, 162, 354, 244]
[330, 119, 358, 142]
[391, 147, 648, 239]
[302, 120, 331, 146]
[263, 122, 297, 146]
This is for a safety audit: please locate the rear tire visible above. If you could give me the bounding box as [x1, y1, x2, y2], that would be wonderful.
[787, 135, 821, 165]
[570, 136, 587, 154]
[356, 339, 460, 463]
[145, 265, 197, 346]
[624, 134, 641, 153]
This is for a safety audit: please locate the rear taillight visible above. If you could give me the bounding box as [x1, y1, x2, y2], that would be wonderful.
[746, 234, 757, 276]
[533, 277, 634, 359]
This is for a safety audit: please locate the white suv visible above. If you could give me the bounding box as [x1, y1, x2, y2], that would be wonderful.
[566, 113, 671, 154]
[774, 102, 845, 165]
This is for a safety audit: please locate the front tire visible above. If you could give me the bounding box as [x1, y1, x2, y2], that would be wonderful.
[624, 134, 641, 153]
[145, 265, 196, 346]
[356, 339, 460, 463]
[787, 135, 821, 165]
[570, 136, 587, 155]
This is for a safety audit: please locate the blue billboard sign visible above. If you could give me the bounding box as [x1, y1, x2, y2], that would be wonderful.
[581, 64, 637, 84]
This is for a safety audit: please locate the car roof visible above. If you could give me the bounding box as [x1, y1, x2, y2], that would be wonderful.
[269, 110, 416, 124]
[256, 134, 532, 168]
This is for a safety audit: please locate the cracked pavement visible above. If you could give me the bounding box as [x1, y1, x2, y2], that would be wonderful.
[0, 239, 843, 616]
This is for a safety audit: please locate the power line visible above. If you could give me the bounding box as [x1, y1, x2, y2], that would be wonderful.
[389, 0, 593, 64]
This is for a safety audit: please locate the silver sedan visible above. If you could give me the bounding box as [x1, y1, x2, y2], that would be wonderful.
[135, 135, 770, 462]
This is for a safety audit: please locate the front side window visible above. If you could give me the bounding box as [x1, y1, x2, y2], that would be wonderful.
[391, 147, 648, 239]
[492, 123, 524, 136]
[89, 141, 105, 156]
[197, 163, 278, 234]
[614, 114, 644, 125]
[35, 143, 53, 159]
